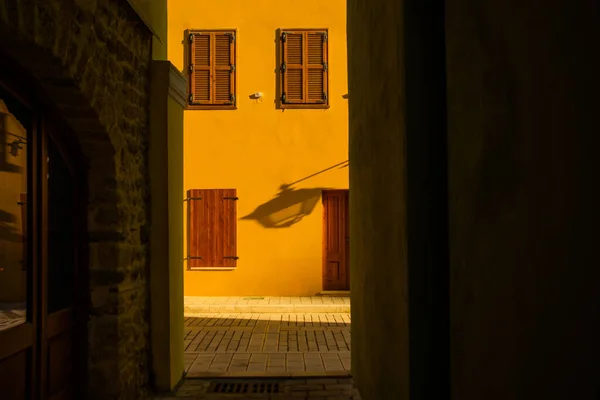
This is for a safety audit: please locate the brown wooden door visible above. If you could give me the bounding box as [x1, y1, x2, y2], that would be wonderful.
[0, 78, 84, 400]
[322, 190, 350, 291]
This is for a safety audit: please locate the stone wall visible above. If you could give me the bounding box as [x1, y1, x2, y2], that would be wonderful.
[0, 0, 153, 398]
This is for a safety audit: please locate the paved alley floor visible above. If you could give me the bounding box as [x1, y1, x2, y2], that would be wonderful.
[184, 313, 351, 377]
[184, 296, 351, 313]
[155, 377, 361, 399]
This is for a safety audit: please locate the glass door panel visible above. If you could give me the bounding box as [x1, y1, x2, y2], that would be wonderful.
[0, 81, 34, 400]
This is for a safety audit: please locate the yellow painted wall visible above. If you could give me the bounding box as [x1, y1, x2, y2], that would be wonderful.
[168, 0, 349, 296]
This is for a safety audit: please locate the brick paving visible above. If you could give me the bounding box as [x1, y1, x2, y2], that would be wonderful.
[185, 297, 350, 305]
[184, 313, 351, 377]
[155, 377, 362, 399]
[184, 296, 351, 313]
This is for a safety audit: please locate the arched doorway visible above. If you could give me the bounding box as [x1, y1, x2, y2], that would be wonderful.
[0, 65, 87, 400]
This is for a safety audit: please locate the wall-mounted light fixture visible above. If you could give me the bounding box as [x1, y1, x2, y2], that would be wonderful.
[249, 92, 264, 102]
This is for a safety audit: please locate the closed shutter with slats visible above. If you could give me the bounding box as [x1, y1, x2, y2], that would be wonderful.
[187, 30, 236, 109]
[187, 189, 238, 269]
[190, 33, 211, 104]
[283, 32, 304, 103]
[280, 29, 329, 108]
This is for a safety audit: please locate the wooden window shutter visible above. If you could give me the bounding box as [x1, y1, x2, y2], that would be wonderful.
[213, 32, 236, 105]
[282, 31, 305, 103]
[280, 29, 328, 107]
[187, 189, 238, 269]
[187, 30, 236, 109]
[188, 32, 211, 105]
[306, 31, 328, 103]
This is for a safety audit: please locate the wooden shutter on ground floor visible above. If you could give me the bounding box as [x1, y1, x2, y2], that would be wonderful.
[187, 30, 236, 108]
[280, 29, 328, 107]
[187, 188, 238, 269]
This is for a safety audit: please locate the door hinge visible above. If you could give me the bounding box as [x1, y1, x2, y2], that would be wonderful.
[228, 94, 236, 104]
[281, 92, 287, 103]
[323, 62, 328, 72]
[281, 32, 287, 42]
[225, 32, 236, 43]
[184, 196, 202, 201]
[223, 196, 238, 200]
[188, 33, 194, 43]
[323, 32, 328, 43]
[189, 64, 194, 73]
[281, 62, 286, 72]
[224, 256, 239, 260]
[188, 94, 194, 104]
[230, 64, 236, 73]
[323, 92, 328, 102]
[185, 256, 204, 260]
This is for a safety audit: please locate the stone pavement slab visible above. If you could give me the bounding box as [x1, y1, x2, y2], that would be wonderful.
[184, 297, 351, 314]
[184, 313, 351, 378]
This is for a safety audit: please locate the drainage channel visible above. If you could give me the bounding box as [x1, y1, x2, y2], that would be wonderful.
[208, 380, 281, 394]
[162, 377, 360, 399]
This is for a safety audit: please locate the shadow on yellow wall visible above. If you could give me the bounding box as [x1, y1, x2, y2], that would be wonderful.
[241, 160, 348, 228]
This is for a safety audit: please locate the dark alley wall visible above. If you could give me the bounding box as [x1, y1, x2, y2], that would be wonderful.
[446, 1, 599, 399]
[348, 0, 449, 398]
[347, 0, 409, 398]
[348, 0, 600, 399]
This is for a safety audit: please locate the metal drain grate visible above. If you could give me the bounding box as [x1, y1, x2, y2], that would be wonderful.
[208, 381, 281, 394]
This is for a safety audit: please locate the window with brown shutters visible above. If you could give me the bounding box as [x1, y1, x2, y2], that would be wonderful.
[186, 189, 238, 269]
[186, 30, 237, 110]
[279, 29, 329, 109]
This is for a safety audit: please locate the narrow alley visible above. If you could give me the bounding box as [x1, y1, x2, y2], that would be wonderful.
[183, 297, 351, 377]
[2, 0, 599, 399]
[156, 296, 359, 399]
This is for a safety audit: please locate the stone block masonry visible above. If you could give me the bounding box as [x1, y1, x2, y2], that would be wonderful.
[0, 0, 154, 398]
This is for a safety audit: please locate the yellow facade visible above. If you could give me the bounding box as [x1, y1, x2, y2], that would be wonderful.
[168, 0, 349, 296]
